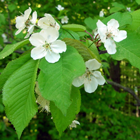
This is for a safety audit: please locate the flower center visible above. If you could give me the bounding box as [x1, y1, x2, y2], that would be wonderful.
[85, 68, 93, 81]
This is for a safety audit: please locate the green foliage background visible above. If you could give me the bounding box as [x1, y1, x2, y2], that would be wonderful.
[1, 0, 140, 140]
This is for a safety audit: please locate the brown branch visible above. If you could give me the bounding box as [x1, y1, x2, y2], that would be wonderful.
[99, 50, 107, 54]
[107, 80, 140, 106]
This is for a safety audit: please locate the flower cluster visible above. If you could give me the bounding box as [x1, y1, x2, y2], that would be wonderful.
[73, 59, 105, 93]
[96, 19, 127, 54]
[69, 120, 80, 128]
[15, 7, 67, 63]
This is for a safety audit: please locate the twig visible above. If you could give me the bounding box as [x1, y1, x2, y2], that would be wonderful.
[99, 50, 107, 54]
[85, 30, 94, 40]
[107, 80, 140, 106]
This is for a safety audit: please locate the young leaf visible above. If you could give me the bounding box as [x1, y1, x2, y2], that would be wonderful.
[63, 38, 101, 62]
[50, 86, 81, 135]
[38, 46, 85, 115]
[0, 52, 31, 91]
[84, 17, 98, 30]
[112, 32, 140, 70]
[127, 9, 140, 31]
[62, 24, 86, 32]
[102, 12, 132, 27]
[0, 39, 29, 59]
[3, 59, 39, 139]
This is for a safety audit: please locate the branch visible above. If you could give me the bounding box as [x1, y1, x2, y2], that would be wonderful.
[107, 80, 140, 106]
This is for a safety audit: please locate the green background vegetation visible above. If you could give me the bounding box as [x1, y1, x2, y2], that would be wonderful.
[1, 0, 140, 139]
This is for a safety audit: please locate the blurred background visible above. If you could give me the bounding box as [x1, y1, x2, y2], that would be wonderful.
[1, 0, 140, 139]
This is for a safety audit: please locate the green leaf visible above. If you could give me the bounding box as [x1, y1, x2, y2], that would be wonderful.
[38, 46, 85, 115]
[0, 14, 5, 25]
[136, 0, 140, 4]
[112, 32, 140, 69]
[86, 40, 101, 61]
[102, 12, 132, 27]
[60, 29, 80, 40]
[110, 2, 125, 13]
[63, 38, 101, 62]
[0, 39, 29, 59]
[127, 9, 140, 31]
[84, 17, 98, 30]
[8, 4, 16, 12]
[50, 86, 81, 135]
[3, 59, 39, 139]
[62, 24, 86, 32]
[0, 52, 31, 91]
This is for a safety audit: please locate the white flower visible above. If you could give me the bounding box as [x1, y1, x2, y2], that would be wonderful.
[69, 120, 80, 128]
[38, 13, 60, 30]
[127, 7, 131, 12]
[73, 59, 105, 93]
[29, 27, 66, 63]
[25, 11, 37, 38]
[35, 82, 50, 113]
[1, 0, 4, 2]
[56, 5, 64, 11]
[99, 11, 104, 17]
[15, 7, 37, 38]
[61, 16, 69, 24]
[96, 19, 127, 54]
[2, 33, 8, 42]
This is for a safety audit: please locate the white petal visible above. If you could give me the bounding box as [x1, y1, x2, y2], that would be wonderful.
[72, 75, 85, 87]
[24, 7, 31, 20]
[107, 19, 119, 30]
[38, 14, 55, 29]
[93, 71, 105, 85]
[85, 59, 101, 70]
[15, 27, 25, 35]
[45, 50, 60, 63]
[29, 33, 45, 47]
[96, 20, 107, 42]
[16, 16, 26, 29]
[104, 38, 117, 54]
[50, 40, 66, 53]
[40, 28, 59, 43]
[84, 77, 98, 93]
[99, 11, 104, 17]
[55, 22, 60, 30]
[24, 25, 34, 38]
[73, 120, 80, 125]
[31, 47, 47, 60]
[113, 30, 127, 42]
[31, 11, 37, 24]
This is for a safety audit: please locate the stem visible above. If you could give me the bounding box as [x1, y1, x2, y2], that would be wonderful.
[85, 30, 94, 40]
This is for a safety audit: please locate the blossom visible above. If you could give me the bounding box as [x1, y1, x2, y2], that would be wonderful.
[56, 5, 64, 11]
[72, 59, 105, 93]
[127, 7, 131, 12]
[25, 11, 37, 38]
[69, 120, 80, 128]
[99, 11, 104, 17]
[61, 16, 69, 24]
[38, 13, 60, 30]
[96, 19, 127, 54]
[15, 7, 37, 38]
[29, 27, 66, 63]
[2, 33, 8, 42]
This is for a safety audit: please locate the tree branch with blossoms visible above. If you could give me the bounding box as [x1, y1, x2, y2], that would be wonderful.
[1, 5, 140, 139]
